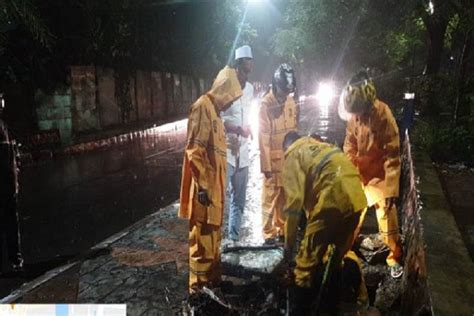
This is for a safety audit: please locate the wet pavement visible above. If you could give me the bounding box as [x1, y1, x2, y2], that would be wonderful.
[1, 98, 401, 314]
[437, 164, 474, 260]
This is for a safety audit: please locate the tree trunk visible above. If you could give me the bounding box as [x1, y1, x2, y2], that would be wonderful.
[424, 18, 449, 75]
[454, 31, 472, 123]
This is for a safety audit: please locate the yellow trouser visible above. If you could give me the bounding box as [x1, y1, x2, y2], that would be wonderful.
[295, 211, 360, 288]
[262, 177, 285, 240]
[344, 250, 368, 306]
[188, 220, 222, 293]
[357, 199, 402, 266]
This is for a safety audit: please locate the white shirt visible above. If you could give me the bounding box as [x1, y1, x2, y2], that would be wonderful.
[221, 82, 254, 168]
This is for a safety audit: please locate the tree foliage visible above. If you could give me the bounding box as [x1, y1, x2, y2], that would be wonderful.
[0, 0, 52, 85]
[273, 0, 418, 83]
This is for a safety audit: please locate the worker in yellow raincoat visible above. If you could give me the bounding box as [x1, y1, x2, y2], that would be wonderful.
[341, 70, 404, 279]
[282, 132, 368, 315]
[259, 64, 298, 244]
[179, 66, 243, 292]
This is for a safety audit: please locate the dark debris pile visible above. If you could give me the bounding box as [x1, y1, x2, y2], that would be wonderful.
[182, 234, 402, 315]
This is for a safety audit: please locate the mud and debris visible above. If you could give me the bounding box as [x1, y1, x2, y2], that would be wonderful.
[186, 232, 401, 315]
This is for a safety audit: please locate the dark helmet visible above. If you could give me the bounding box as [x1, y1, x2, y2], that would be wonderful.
[272, 63, 296, 96]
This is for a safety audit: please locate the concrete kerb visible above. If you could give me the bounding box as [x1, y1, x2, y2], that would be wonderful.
[410, 144, 474, 314]
[0, 262, 80, 304]
[0, 201, 181, 304]
[384, 131, 474, 314]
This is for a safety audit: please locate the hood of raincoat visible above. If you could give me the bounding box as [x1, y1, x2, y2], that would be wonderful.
[207, 66, 243, 111]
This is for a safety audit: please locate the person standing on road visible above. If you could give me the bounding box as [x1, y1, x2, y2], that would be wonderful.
[258, 64, 298, 244]
[341, 70, 404, 279]
[179, 66, 243, 292]
[221, 45, 254, 245]
[0, 93, 24, 274]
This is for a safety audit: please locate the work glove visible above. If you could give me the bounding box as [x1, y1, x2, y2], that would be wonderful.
[197, 189, 211, 206]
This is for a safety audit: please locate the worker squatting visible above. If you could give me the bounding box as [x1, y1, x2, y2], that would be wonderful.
[178, 45, 403, 314]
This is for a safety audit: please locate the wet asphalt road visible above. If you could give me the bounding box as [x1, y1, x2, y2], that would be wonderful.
[20, 120, 188, 262]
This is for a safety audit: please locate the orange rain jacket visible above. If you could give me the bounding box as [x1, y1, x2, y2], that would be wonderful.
[179, 66, 243, 226]
[343, 99, 401, 203]
[259, 91, 298, 185]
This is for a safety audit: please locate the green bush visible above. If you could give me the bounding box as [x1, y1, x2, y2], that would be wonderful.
[412, 119, 474, 165]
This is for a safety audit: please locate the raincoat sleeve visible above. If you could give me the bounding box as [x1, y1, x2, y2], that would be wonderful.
[282, 152, 305, 249]
[259, 101, 271, 173]
[343, 119, 358, 167]
[185, 104, 214, 191]
[380, 106, 401, 198]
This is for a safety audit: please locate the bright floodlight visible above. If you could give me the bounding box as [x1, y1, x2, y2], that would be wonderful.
[316, 82, 335, 107]
[404, 92, 415, 100]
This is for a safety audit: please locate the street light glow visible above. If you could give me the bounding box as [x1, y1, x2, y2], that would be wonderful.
[316, 81, 336, 107]
[404, 92, 415, 100]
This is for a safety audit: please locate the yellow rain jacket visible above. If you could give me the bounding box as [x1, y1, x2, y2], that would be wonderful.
[283, 137, 367, 288]
[343, 99, 400, 203]
[259, 91, 298, 186]
[179, 66, 242, 291]
[259, 91, 298, 239]
[179, 66, 242, 225]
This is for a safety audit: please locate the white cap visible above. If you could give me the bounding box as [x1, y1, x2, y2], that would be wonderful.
[235, 45, 253, 60]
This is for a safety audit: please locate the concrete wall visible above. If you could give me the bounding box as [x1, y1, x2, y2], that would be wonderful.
[400, 132, 474, 315]
[97, 67, 119, 128]
[71, 66, 100, 132]
[151, 72, 166, 118]
[35, 89, 72, 145]
[37, 66, 203, 144]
